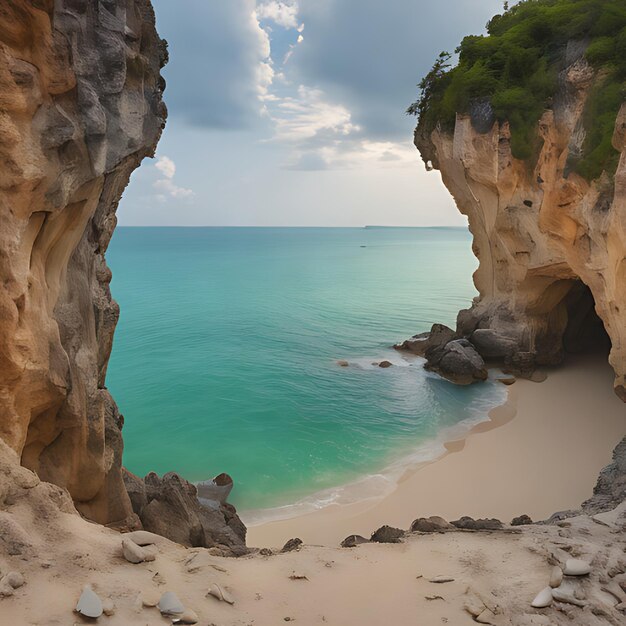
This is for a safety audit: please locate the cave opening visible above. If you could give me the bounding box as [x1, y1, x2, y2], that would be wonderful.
[561, 280, 611, 358]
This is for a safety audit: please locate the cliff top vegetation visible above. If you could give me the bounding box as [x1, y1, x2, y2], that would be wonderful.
[408, 0, 626, 180]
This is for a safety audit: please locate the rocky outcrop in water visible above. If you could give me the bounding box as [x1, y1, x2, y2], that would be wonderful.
[0, 0, 167, 526]
[413, 51, 626, 401]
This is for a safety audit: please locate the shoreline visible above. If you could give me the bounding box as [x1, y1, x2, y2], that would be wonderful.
[247, 352, 625, 547]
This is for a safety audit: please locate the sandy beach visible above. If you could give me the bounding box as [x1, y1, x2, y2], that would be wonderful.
[248, 354, 626, 547]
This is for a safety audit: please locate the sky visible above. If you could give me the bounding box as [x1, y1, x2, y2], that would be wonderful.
[119, 0, 504, 226]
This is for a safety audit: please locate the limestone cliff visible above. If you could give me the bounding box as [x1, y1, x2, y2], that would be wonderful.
[414, 57, 626, 401]
[0, 0, 166, 526]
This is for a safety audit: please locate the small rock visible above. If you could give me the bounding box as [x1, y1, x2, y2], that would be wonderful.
[370, 525, 405, 543]
[76, 585, 103, 619]
[498, 377, 516, 386]
[450, 516, 503, 530]
[552, 587, 586, 606]
[281, 538, 303, 553]
[102, 598, 115, 616]
[3, 572, 24, 589]
[174, 608, 199, 624]
[378, 361, 393, 368]
[476, 608, 497, 624]
[123, 530, 163, 546]
[511, 514, 532, 526]
[410, 516, 453, 533]
[340, 535, 369, 548]
[463, 590, 485, 617]
[549, 566, 563, 588]
[122, 538, 154, 564]
[207, 583, 234, 605]
[0, 583, 14, 598]
[289, 573, 308, 581]
[158, 591, 185, 615]
[563, 559, 591, 576]
[428, 576, 455, 584]
[425, 594, 444, 601]
[531, 587, 553, 608]
[259, 548, 273, 556]
[336, 360, 349, 367]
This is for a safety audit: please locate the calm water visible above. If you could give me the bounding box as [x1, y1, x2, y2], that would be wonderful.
[107, 227, 505, 514]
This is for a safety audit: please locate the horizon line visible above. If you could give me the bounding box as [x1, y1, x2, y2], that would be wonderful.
[115, 224, 468, 229]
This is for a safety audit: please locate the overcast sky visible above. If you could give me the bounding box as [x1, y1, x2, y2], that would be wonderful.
[119, 0, 503, 226]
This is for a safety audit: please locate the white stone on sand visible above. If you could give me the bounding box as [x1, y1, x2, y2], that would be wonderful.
[76, 585, 103, 619]
[563, 559, 591, 576]
[208, 583, 235, 604]
[531, 587, 553, 608]
[158, 591, 185, 615]
[549, 566, 563, 588]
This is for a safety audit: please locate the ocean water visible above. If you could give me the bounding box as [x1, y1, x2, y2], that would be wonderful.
[106, 227, 506, 517]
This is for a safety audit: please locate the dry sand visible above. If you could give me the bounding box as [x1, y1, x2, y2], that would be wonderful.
[1, 354, 624, 625]
[248, 354, 626, 547]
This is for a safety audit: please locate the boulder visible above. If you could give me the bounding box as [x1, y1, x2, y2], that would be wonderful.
[281, 538, 303, 553]
[470, 329, 517, 359]
[394, 324, 457, 356]
[378, 360, 393, 368]
[450, 516, 503, 530]
[122, 470, 247, 555]
[340, 534, 370, 548]
[370, 525, 405, 543]
[582, 436, 626, 514]
[425, 339, 488, 385]
[511, 514, 533, 526]
[410, 516, 454, 532]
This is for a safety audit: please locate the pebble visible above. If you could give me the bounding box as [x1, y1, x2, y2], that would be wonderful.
[122, 538, 155, 564]
[123, 530, 162, 546]
[428, 576, 455, 584]
[102, 598, 115, 616]
[549, 566, 563, 588]
[158, 591, 185, 615]
[563, 559, 591, 576]
[207, 583, 235, 605]
[531, 587, 553, 608]
[476, 608, 497, 625]
[76, 585, 103, 619]
[173, 608, 199, 624]
[3, 571, 24, 589]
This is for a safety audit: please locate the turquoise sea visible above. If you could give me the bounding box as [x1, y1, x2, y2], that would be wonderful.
[107, 227, 505, 518]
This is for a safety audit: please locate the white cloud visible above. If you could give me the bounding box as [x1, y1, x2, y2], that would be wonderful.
[256, 1, 299, 28]
[271, 86, 358, 142]
[155, 155, 176, 179]
[154, 156, 194, 199]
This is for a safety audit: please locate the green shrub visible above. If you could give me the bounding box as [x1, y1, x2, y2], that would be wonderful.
[409, 0, 626, 181]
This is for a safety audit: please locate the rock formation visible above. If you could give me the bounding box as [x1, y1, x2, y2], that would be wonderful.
[0, 0, 167, 526]
[413, 51, 626, 401]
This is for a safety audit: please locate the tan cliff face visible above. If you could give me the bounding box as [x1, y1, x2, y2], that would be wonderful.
[416, 59, 626, 401]
[0, 0, 166, 525]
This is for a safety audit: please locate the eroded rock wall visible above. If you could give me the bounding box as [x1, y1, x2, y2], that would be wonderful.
[0, 0, 167, 525]
[416, 58, 626, 400]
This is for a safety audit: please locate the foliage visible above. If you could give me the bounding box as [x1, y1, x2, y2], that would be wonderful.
[408, 0, 626, 180]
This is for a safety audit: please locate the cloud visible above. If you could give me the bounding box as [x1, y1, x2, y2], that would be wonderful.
[290, 0, 503, 138]
[270, 86, 358, 142]
[154, 156, 194, 199]
[152, 0, 273, 129]
[256, 1, 299, 29]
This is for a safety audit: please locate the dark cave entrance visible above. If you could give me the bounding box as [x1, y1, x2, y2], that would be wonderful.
[561, 280, 611, 358]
